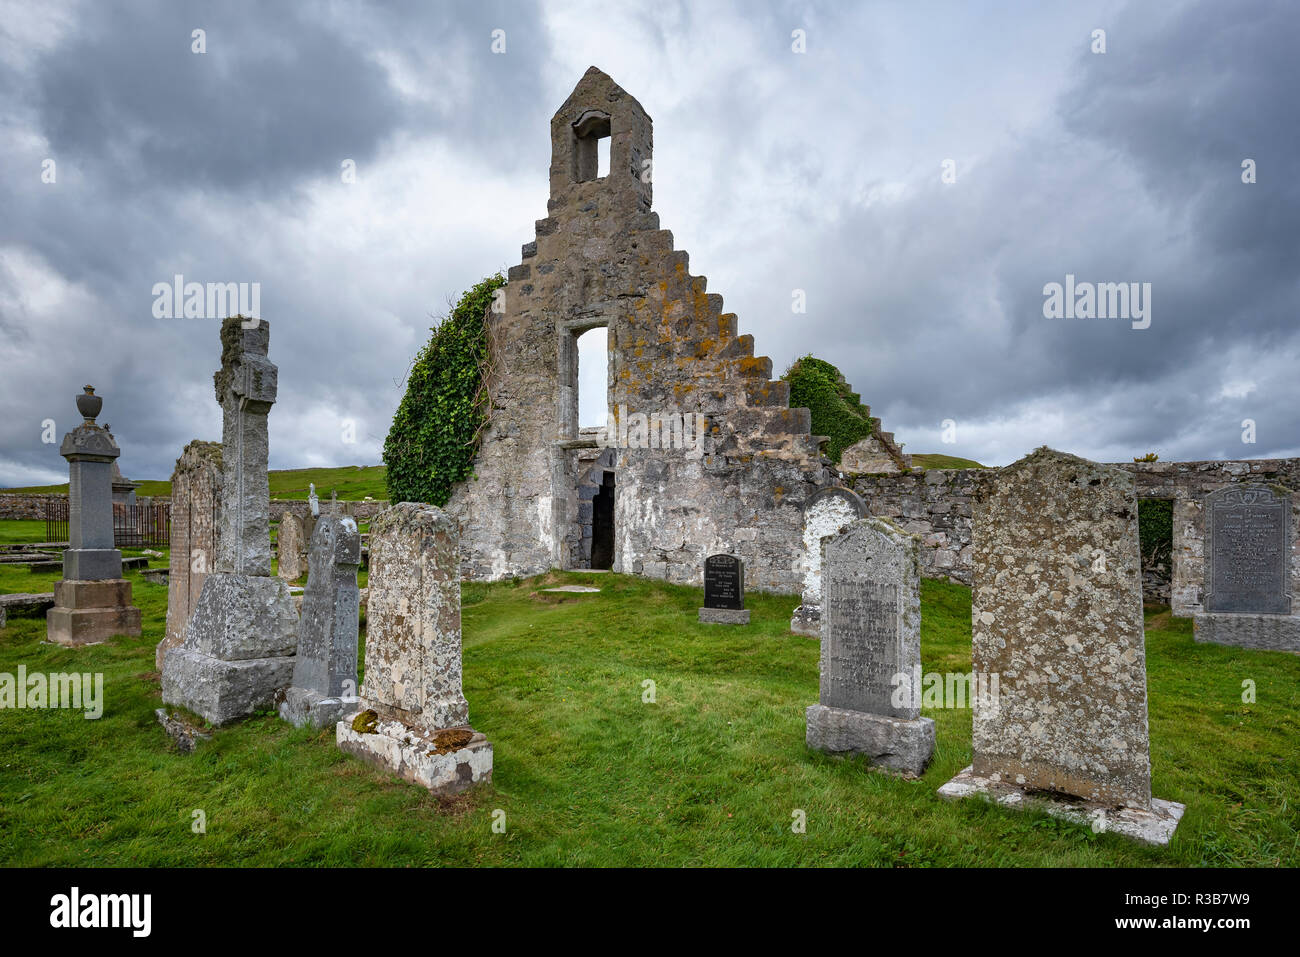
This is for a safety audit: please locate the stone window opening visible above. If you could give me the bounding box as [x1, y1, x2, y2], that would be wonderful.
[577, 327, 609, 431]
[572, 110, 612, 183]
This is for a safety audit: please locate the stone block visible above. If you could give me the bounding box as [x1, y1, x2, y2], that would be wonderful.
[805, 704, 935, 776]
[161, 646, 295, 726]
[1193, 613, 1300, 652]
[698, 607, 750, 624]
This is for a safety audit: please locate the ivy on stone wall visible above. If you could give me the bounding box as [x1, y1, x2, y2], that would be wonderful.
[383, 274, 506, 507]
[781, 355, 873, 464]
[1138, 498, 1173, 566]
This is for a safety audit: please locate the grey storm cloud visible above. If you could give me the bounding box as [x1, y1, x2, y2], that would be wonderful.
[0, 0, 1296, 489]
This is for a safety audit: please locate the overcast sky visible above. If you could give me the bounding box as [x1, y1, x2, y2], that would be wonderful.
[1, 0, 1296, 486]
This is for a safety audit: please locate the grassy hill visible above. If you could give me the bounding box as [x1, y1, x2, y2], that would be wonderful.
[2, 465, 388, 501]
[0, 565, 1295, 866]
[910, 454, 987, 470]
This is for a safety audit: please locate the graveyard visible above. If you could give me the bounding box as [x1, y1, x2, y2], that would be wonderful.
[1, 7, 1297, 904]
[1, 556, 1297, 866]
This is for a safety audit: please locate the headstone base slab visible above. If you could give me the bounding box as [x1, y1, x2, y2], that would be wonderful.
[937, 765, 1185, 846]
[1193, 613, 1300, 652]
[805, 703, 935, 776]
[45, 579, 141, 646]
[280, 687, 357, 729]
[698, 607, 750, 625]
[184, 573, 298, 660]
[789, 604, 820, 637]
[336, 717, 493, 795]
[161, 647, 294, 726]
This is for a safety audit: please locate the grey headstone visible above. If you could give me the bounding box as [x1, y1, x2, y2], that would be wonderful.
[792, 487, 867, 636]
[805, 517, 933, 775]
[280, 515, 361, 728]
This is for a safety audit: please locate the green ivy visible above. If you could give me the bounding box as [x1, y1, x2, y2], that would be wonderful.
[1138, 498, 1173, 566]
[382, 274, 506, 507]
[781, 355, 873, 463]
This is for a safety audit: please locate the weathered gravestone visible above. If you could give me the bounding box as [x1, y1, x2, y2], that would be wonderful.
[46, 386, 143, 646]
[157, 439, 222, 668]
[336, 503, 492, 794]
[276, 513, 306, 582]
[161, 318, 298, 726]
[1193, 485, 1300, 652]
[938, 448, 1184, 845]
[698, 554, 749, 624]
[280, 515, 361, 728]
[805, 517, 934, 775]
[791, 487, 867, 637]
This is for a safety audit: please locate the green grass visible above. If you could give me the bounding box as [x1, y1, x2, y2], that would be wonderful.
[910, 454, 987, 470]
[0, 571, 1296, 867]
[0, 521, 50, 546]
[2, 465, 388, 502]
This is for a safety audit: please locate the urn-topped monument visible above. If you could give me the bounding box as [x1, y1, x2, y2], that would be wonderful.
[46, 386, 143, 645]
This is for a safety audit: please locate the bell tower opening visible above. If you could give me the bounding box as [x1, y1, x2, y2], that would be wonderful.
[572, 110, 611, 183]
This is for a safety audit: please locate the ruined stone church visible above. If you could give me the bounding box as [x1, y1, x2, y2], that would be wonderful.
[447, 67, 890, 592]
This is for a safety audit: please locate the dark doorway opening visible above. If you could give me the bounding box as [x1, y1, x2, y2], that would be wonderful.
[591, 471, 615, 570]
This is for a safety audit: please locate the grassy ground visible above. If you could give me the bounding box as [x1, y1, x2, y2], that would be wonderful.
[1, 552, 1296, 866]
[2, 465, 388, 501]
[910, 454, 987, 470]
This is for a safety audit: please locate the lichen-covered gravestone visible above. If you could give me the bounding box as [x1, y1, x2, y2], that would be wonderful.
[805, 517, 934, 775]
[698, 554, 748, 624]
[938, 447, 1184, 845]
[336, 503, 492, 794]
[276, 513, 305, 582]
[157, 439, 222, 668]
[161, 318, 298, 726]
[790, 487, 867, 637]
[1193, 485, 1300, 652]
[280, 515, 360, 728]
[46, 385, 142, 646]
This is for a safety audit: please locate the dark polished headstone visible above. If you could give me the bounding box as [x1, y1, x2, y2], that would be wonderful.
[703, 554, 743, 610]
[1205, 485, 1290, 615]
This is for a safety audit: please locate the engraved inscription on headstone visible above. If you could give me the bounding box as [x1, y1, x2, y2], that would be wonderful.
[822, 579, 902, 716]
[1206, 486, 1290, 615]
[703, 554, 743, 610]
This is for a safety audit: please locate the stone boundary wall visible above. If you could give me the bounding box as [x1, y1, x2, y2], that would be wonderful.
[0, 493, 59, 521]
[0, 492, 390, 524]
[846, 458, 1300, 610]
[846, 469, 982, 584]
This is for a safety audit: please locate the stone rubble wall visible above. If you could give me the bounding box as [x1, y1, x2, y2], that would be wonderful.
[845, 458, 1300, 608]
[0, 492, 388, 524]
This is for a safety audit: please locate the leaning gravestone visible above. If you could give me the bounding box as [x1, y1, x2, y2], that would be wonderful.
[161, 318, 298, 726]
[336, 503, 492, 794]
[698, 554, 749, 624]
[280, 515, 360, 728]
[276, 513, 306, 582]
[157, 439, 222, 668]
[46, 385, 143, 646]
[1193, 485, 1300, 651]
[805, 517, 933, 775]
[938, 447, 1184, 845]
[791, 487, 867, 637]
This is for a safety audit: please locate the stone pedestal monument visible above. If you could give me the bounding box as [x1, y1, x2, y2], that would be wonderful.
[1193, 485, 1300, 652]
[938, 448, 1184, 845]
[337, 503, 492, 794]
[280, 515, 361, 728]
[46, 386, 143, 646]
[161, 318, 298, 725]
[805, 517, 934, 775]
